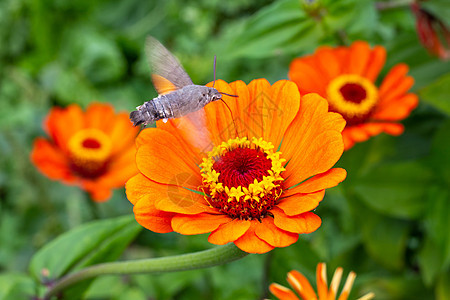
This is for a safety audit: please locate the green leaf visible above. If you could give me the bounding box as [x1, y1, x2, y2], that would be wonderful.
[353, 161, 433, 219]
[429, 119, 450, 185]
[222, 0, 319, 59]
[420, 74, 450, 116]
[60, 26, 126, 84]
[0, 273, 35, 300]
[324, 0, 378, 39]
[360, 209, 410, 271]
[29, 215, 142, 298]
[418, 187, 450, 285]
[436, 270, 450, 300]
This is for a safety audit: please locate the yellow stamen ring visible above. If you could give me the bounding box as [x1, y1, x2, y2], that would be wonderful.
[68, 128, 112, 177]
[326, 74, 378, 118]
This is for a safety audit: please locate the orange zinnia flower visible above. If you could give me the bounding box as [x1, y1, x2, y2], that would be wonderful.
[289, 41, 418, 150]
[270, 262, 375, 300]
[31, 103, 140, 202]
[126, 79, 347, 253]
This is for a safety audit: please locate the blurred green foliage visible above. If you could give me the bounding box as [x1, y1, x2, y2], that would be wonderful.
[0, 0, 449, 299]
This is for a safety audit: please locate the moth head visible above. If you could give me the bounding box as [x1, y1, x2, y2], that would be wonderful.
[198, 87, 222, 105]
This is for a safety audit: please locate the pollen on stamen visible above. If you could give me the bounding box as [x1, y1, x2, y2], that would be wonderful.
[200, 137, 286, 220]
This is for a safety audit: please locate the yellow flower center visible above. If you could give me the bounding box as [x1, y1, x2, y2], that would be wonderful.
[200, 137, 285, 221]
[67, 128, 112, 178]
[326, 74, 378, 124]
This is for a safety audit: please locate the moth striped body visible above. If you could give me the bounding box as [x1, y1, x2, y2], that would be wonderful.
[130, 85, 221, 126]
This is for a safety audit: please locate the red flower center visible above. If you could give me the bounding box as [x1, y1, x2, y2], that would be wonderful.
[213, 148, 272, 188]
[68, 129, 112, 178]
[200, 137, 285, 221]
[82, 138, 102, 149]
[339, 83, 367, 103]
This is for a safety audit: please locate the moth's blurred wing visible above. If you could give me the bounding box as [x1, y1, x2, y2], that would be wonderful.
[146, 36, 194, 95]
[157, 110, 212, 155]
[180, 110, 212, 154]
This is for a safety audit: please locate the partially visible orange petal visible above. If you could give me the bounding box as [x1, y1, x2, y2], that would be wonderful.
[314, 46, 341, 82]
[342, 134, 355, 150]
[287, 270, 318, 300]
[379, 76, 414, 105]
[204, 79, 240, 145]
[373, 93, 419, 121]
[270, 283, 299, 300]
[135, 128, 201, 188]
[133, 196, 175, 233]
[364, 46, 386, 81]
[346, 41, 371, 76]
[343, 122, 405, 150]
[156, 113, 210, 161]
[289, 58, 326, 96]
[97, 146, 138, 188]
[378, 64, 410, 97]
[282, 94, 344, 186]
[285, 130, 344, 188]
[84, 103, 116, 133]
[45, 104, 84, 153]
[234, 221, 275, 254]
[171, 213, 231, 235]
[83, 181, 112, 203]
[208, 219, 251, 245]
[284, 168, 347, 196]
[254, 217, 298, 248]
[246, 78, 273, 139]
[31, 138, 76, 182]
[316, 263, 328, 300]
[126, 173, 156, 205]
[262, 80, 300, 149]
[229, 80, 252, 137]
[127, 172, 210, 214]
[277, 191, 325, 216]
[155, 190, 216, 215]
[345, 126, 370, 143]
[108, 113, 140, 156]
[272, 208, 322, 234]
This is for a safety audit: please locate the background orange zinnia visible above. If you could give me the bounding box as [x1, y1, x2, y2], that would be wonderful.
[126, 79, 347, 254]
[289, 41, 419, 150]
[31, 103, 139, 202]
[270, 262, 375, 300]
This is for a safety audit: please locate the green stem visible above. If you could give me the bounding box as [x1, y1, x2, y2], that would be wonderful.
[85, 192, 100, 220]
[43, 243, 248, 299]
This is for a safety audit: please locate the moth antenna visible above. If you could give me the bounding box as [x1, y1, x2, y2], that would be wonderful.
[213, 55, 217, 88]
[219, 92, 238, 97]
[219, 99, 239, 137]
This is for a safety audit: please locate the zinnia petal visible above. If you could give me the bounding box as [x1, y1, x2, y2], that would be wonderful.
[171, 213, 231, 235]
[133, 196, 175, 233]
[272, 208, 322, 234]
[135, 128, 201, 189]
[234, 221, 275, 254]
[282, 94, 344, 187]
[254, 217, 299, 248]
[277, 191, 325, 216]
[208, 219, 251, 245]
